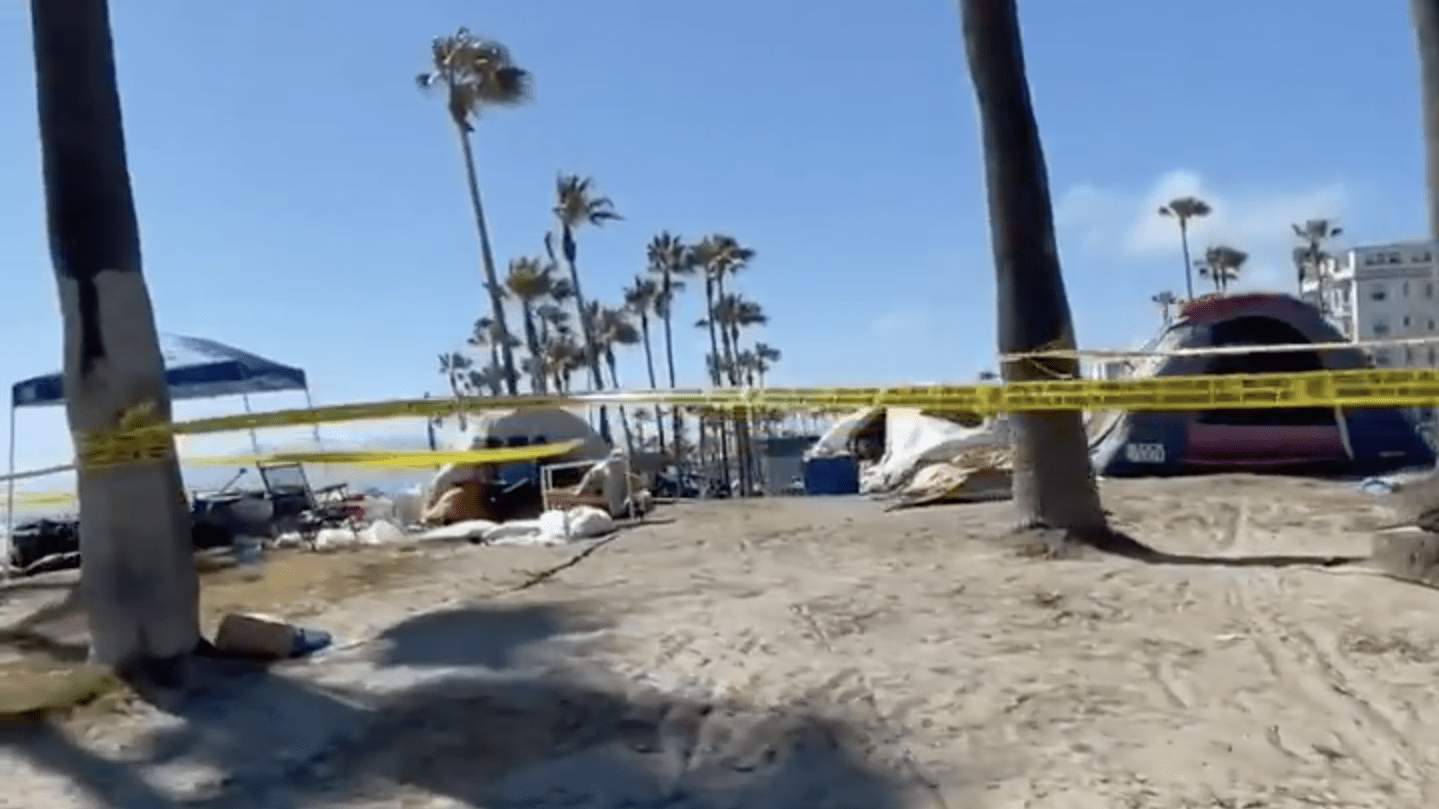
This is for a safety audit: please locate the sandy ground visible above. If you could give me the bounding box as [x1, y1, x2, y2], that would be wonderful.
[2, 474, 1439, 808]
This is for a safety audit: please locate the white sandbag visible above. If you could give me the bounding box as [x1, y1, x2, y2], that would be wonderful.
[309, 527, 364, 551]
[485, 519, 549, 545]
[361, 519, 406, 545]
[566, 506, 614, 538]
[415, 518, 498, 544]
[483, 507, 615, 547]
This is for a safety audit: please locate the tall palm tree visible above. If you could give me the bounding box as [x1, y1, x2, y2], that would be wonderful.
[1151, 290, 1179, 324]
[752, 342, 781, 386]
[959, 0, 1108, 537]
[694, 235, 756, 386]
[505, 256, 556, 392]
[717, 293, 768, 375]
[466, 316, 511, 395]
[646, 231, 694, 461]
[1158, 196, 1212, 301]
[689, 238, 734, 491]
[623, 275, 666, 452]
[1416, 0, 1439, 240]
[553, 174, 621, 441]
[29, 0, 203, 669]
[1291, 219, 1342, 312]
[720, 294, 768, 487]
[418, 29, 528, 396]
[589, 302, 641, 452]
[1197, 244, 1247, 294]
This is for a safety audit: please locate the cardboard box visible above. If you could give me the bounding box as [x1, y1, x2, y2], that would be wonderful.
[214, 612, 298, 661]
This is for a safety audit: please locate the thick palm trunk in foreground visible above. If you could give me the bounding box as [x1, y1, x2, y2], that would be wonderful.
[30, 0, 201, 669]
[959, 0, 1106, 533]
[1416, 0, 1439, 238]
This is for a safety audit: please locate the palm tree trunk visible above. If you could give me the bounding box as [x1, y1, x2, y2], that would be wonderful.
[520, 304, 545, 393]
[701, 276, 732, 492]
[1418, 0, 1439, 240]
[605, 350, 635, 454]
[487, 343, 502, 395]
[639, 313, 666, 453]
[661, 275, 684, 469]
[1179, 220, 1195, 300]
[960, 0, 1107, 535]
[559, 227, 611, 442]
[30, 0, 202, 671]
[713, 275, 753, 495]
[453, 125, 519, 397]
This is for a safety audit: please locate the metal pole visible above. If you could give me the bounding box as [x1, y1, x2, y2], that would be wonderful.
[303, 387, 323, 448]
[4, 404, 16, 574]
[241, 394, 261, 454]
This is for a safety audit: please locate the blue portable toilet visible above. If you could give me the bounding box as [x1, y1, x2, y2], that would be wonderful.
[804, 455, 860, 495]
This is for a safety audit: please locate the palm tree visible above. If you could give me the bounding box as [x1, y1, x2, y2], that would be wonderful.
[505, 256, 556, 392]
[1417, 0, 1439, 239]
[752, 342, 781, 386]
[552, 174, 621, 441]
[646, 231, 694, 462]
[623, 275, 666, 452]
[693, 235, 756, 385]
[417, 28, 530, 396]
[1197, 244, 1247, 294]
[716, 294, 768, 375]
[1151, 290, 1179, 324]
[437, 350, 475, 429]
[959, 0, 1108, 537]
[589, 302, 641, 452]
[1291, 219, 1341, 312]
[1158, 196, 1212, 301]
[29, 0, 203, 669]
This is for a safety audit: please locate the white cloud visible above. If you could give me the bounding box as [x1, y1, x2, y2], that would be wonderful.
[868, 307, 934, 341]
[1055, 169, 1349, 293]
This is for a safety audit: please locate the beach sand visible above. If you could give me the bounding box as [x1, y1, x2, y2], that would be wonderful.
[1, 474, 1437, 808]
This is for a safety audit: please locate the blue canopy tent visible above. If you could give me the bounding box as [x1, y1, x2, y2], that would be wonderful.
[5, 334, 315, 532]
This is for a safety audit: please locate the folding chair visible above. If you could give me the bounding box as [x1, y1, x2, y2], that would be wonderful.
[255, 461, 364, 546]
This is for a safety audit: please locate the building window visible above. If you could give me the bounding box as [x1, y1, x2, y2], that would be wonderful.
[1405, 316, 1413, 328]
[1371, 284, 1387, 301]
[1375, 351, 1392, 366]
[1391, 253, 1403, 264]
[1407, 347, 1415, 365]
[1430, 319, 1436, 331]
[1373, 321, 1390, 336]
[1428, 282, 1435, 298]
[1404, 282, 1411, 297]
[1431, 347, 1437, 365]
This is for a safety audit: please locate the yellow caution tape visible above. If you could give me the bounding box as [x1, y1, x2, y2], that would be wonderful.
[59, 368, 1439, 466]
[11, 491, 75, 507]
[183, 440, 583, 469]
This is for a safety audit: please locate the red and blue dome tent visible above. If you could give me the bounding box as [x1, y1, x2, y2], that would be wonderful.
[1090, 294, 1436, 477]
[4, 333, 315, 533]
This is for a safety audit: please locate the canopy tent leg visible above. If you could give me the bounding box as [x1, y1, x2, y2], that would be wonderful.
[4, 405, 16, 577]
[303, 387, 324, 449]
[241, 394, 262, 455]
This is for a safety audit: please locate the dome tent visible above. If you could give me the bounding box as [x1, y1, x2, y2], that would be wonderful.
[1090, 294, 1435, 477]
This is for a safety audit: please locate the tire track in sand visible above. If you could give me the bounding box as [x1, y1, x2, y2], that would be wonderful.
[1222, 496, 1434, 803]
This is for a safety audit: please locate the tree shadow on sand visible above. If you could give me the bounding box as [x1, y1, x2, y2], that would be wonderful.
[1023, 526, 1367, 569]
[1, 601, 919, 809]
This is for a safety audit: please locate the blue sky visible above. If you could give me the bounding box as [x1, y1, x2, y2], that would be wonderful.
[0, 0, 1430, 487]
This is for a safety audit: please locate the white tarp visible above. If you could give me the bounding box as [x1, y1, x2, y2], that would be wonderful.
[860, 409, 1010, 495]
[805, 408, 880, 460]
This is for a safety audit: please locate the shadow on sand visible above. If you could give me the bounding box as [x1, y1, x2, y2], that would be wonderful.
[1, 602, 918, 809]
[1026, 525, 1367, 569]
